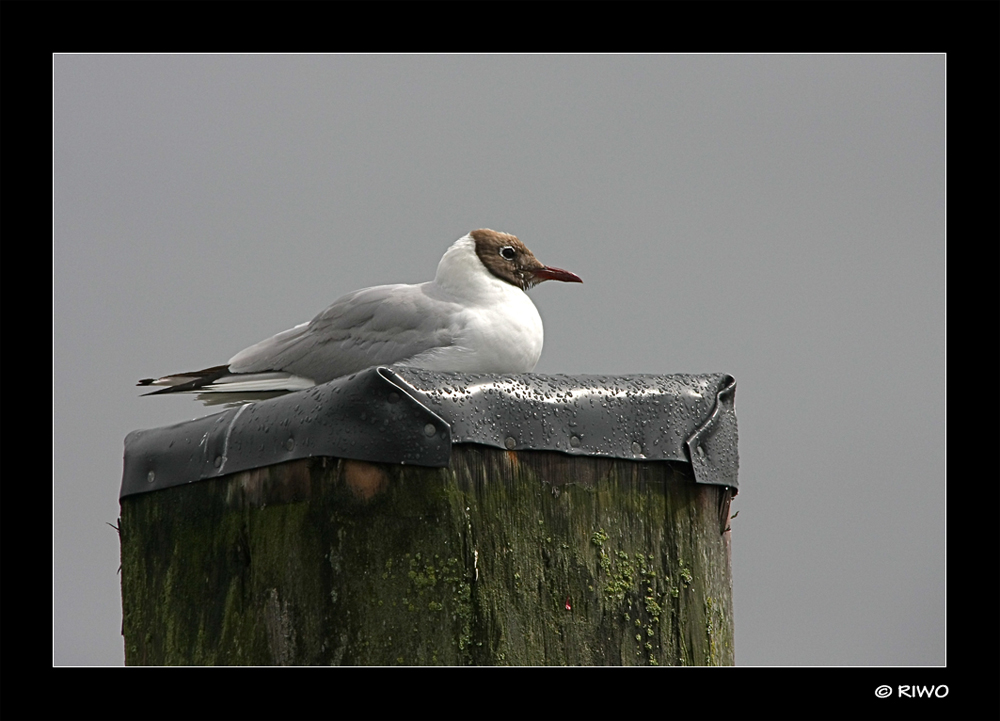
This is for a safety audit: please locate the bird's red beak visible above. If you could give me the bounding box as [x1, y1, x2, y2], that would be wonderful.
[533, 266, 583, 283]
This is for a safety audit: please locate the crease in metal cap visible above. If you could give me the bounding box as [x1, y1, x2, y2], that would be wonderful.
[122, 368, 738, 499]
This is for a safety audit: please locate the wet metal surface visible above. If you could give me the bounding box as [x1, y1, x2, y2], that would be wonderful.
[122, 367, 738, 499]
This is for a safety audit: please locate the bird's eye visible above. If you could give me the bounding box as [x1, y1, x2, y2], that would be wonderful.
[499, 246, 516, 261]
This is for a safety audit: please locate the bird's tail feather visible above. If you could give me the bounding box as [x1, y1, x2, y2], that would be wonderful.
[138, 366, 314, 396]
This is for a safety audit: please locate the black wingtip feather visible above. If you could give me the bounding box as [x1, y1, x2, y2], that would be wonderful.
[137, 365, 232, 395]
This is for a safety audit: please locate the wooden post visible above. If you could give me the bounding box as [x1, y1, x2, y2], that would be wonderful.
[120, 446, 734, 665]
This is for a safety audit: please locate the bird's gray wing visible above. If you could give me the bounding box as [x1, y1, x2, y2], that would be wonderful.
[227, 282, 462, 384]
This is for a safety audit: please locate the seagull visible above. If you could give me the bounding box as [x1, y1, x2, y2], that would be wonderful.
[138, 229, 583, 400]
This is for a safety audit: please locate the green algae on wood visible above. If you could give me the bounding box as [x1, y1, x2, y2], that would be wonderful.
[120, 447, 734, 665]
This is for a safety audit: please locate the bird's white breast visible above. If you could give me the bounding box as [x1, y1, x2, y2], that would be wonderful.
[399, 236, 545, 373]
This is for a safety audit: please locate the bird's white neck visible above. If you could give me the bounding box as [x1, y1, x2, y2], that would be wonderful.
[433, 234, 524, 303]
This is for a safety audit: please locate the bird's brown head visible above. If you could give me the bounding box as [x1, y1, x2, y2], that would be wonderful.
[470, 229, 583, 290]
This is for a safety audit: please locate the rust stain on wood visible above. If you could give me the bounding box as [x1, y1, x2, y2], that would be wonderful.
[342, 460, 389, 501]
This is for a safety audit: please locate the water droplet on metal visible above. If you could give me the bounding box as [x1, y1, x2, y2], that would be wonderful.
[286, 437, 295, 451]
[631, 442, 642, 455]
[570, 435, 581, 448]
[388, 392, 400, 404]
[214, 456, 223, 468]
[146, 470, 155, 484]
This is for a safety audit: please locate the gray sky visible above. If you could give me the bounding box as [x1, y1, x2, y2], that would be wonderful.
[54, 54, 945, 666]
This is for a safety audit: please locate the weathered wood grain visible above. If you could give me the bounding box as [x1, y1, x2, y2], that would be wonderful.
[120, 446, 734, 665]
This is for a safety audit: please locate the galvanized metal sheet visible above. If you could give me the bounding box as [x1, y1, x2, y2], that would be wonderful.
[122, 368, 738, 499]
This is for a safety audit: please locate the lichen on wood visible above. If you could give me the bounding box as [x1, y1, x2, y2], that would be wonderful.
[120, 446, 734, 665]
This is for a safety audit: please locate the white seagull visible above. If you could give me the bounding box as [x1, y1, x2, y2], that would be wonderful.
[139, 229, 583, 399]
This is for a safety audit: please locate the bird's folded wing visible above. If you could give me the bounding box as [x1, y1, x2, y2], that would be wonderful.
[227, 283, 464, 384]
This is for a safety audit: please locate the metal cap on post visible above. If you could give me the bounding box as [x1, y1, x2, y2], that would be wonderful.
[120, 369, 738, 665]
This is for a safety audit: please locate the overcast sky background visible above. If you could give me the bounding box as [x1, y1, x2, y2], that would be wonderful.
[54, 54, 945, 666]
